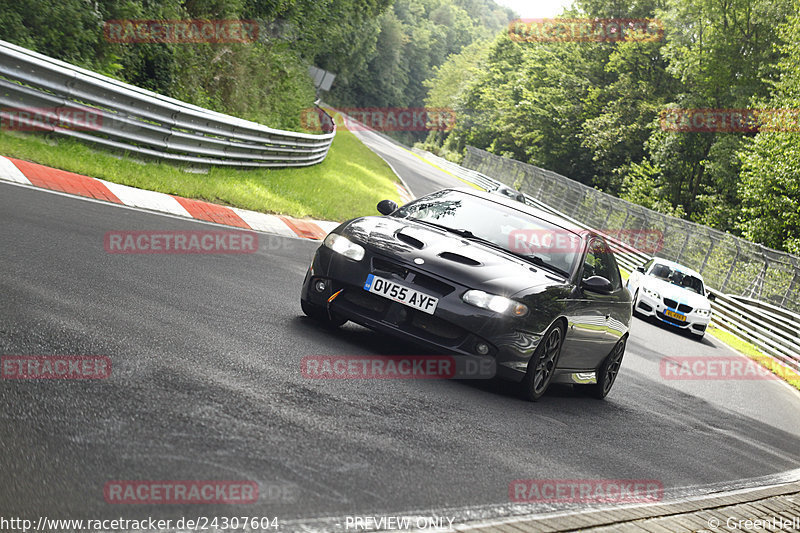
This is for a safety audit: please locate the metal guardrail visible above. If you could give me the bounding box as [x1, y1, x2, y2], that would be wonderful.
[0, 40, 335, 168]
[414, 149, 800, 375]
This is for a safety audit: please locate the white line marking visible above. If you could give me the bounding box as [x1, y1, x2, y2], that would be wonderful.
[314, 220, 340, 234]
[0, 180, 317, 244]
[0, 156, 32, 185]
[97, 179, 192, 218]
[231, 207, 296, 237]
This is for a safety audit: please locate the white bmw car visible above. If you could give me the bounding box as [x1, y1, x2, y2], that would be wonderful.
[625, 258, 715, 339]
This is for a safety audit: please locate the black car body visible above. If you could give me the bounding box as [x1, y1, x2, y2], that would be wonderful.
[301, 188, 632, 400]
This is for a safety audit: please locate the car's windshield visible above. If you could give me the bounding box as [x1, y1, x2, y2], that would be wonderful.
[395, 190, 580, 276]
[649, 263, 705, 294]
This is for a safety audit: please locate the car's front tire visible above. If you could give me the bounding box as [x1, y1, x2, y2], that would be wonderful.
[301, 299, 347, 328]
[588, 337, 626, 399]
[521, 322, 565, 402]
[631, 289, 641, 318]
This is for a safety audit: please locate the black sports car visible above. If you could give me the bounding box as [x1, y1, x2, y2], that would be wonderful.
[300, 188, 632, 400]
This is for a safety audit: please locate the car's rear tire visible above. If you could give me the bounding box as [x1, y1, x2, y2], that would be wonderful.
[521, 322, 565, 402]
[301, 299, 347, 328]
[588, 337, 626, 399]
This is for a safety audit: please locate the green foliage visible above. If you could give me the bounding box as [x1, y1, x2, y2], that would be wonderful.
[0, 0, 387, 131]
[620, 159, 686, 217]
[424, 0, 800, 253]
[734, 5, 800, 254]
[3, 0, 799, 254]
[327, 0, 513, 145]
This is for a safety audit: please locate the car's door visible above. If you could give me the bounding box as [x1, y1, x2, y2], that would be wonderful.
[560, 237, 628, 370]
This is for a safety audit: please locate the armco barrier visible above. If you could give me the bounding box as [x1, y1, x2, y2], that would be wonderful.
[0, 40, 334, 168]
[413, 148, 800, 375]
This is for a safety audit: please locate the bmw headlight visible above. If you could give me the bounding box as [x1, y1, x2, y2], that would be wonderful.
[323, 233, 365, 261]
[695, 308, 711, 317]
[462, 290, 528, 317]
[642, 287, 660, 299]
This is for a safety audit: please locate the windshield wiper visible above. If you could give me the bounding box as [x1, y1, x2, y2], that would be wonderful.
[453, 227, 570, 278]
[409, 219, 569, 277]
[525, 254, 570, 278]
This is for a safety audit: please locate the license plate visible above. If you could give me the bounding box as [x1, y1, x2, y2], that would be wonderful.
[364, 274, 438, 315]
[664, 309, 686, 321]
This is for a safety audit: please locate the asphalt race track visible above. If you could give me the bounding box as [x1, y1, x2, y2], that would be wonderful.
[2, 143, 800, 530]
[348, 128, 465, 197]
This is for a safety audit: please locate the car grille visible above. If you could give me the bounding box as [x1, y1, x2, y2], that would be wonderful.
[663, 297, 693, 313]
[411, 273, 454, 296]
[410, 312, 465, 340]
[371, 257, 455, 296]
[341, 290, 389, 314]
[373, 257, 408, 278]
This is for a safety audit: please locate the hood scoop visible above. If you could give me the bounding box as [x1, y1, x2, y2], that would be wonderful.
[438, 251, 481, 266]
[396, 231, 425, 249]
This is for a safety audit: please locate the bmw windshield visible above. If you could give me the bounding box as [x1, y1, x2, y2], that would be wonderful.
[649, 263, 705, 294]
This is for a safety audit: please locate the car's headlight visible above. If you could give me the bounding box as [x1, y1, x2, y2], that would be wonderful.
[695, 308, 711, 317]
[642, 287, 660, 299]
[462, 290, 528, 316]
[323, 233, 365, 261]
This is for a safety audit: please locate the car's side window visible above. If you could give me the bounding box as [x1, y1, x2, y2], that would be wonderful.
[583, 238, 622, 290]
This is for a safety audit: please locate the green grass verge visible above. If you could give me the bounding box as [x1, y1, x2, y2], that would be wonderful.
[706, 325, 800, 391]
[0, 126, 402, 222]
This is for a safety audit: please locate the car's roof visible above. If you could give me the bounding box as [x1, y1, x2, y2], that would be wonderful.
[444, 187, 587, 235]
[649, 258, 703, 279]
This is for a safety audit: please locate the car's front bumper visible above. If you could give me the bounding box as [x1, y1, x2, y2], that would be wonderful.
[635, 293, 710, 335]
[301, 246, 550, 381]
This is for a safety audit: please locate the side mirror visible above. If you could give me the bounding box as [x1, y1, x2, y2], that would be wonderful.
[377, 199, 398, 215]
[707, 291, 716, 302]
[582, 275, 613, 294]
[636, 266, 645, 273]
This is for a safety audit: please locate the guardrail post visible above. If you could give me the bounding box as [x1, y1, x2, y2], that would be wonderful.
[721, 245, 741, 293]
[783, 273, 799, 309]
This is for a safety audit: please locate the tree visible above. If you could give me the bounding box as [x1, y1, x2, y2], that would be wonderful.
[735, 5, 800, 253]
